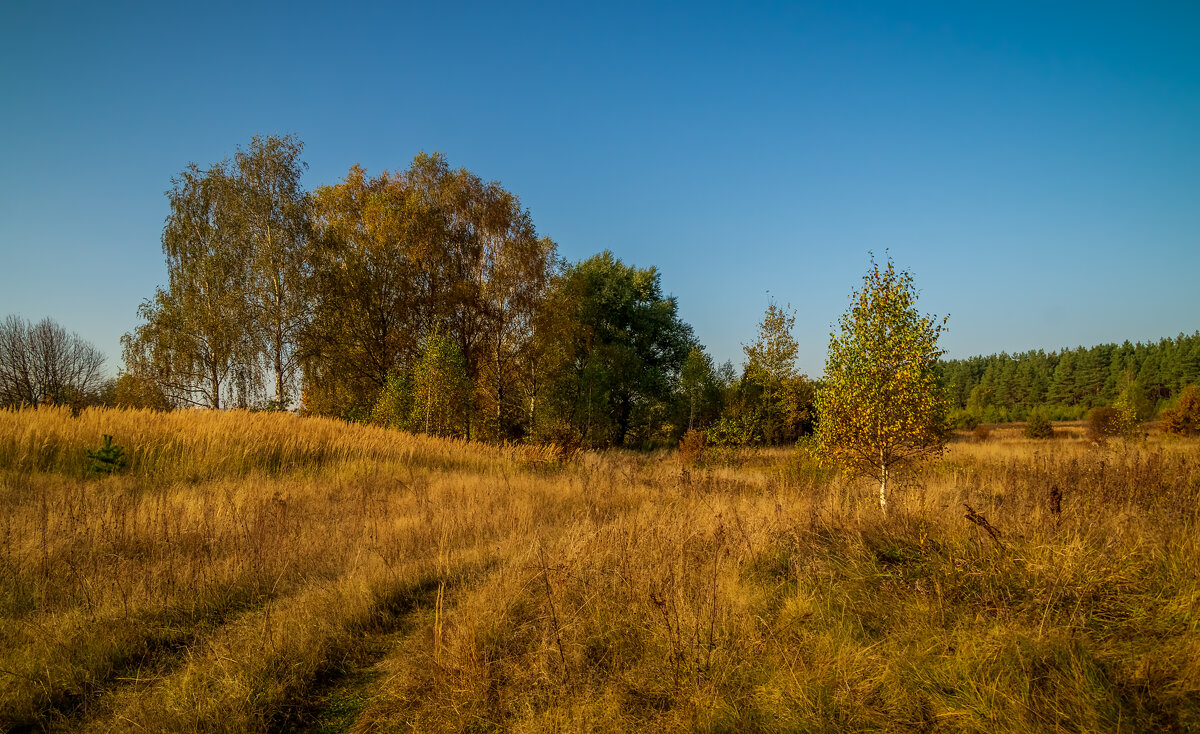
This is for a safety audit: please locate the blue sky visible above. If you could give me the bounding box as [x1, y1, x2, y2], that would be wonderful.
[2, 1, 1197, 377]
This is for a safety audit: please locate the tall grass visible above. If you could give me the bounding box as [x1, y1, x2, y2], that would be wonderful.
[0, 405, 507, 478]
[1, 407, 1198, 732]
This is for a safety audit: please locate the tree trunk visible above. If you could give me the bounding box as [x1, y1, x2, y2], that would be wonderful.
[878, 457, 888, 513]
[494, 342, 504, 437]
[275, 346, 284, 410]
[210, 364, 221, 410]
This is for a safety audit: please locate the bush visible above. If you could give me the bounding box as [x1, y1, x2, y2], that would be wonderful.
[1024, 412, 1054, 439]
[951, 410, 980, 430]
[1087, 407, 1120, 439]
[705, 415, 760, 448]
[678, 429, 707, 465]
[971, 424, 992, 442]
[1087, 405, 1138, 440]
[1160, 384, 1200, 436]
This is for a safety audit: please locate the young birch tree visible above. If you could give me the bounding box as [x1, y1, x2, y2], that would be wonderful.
[816, 255, 949, 512]
[412, 328, 469, 437]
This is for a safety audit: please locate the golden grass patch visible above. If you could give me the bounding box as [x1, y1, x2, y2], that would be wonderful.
[1, 407, 1198, 731]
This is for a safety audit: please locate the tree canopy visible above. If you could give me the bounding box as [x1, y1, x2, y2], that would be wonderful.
[536, 251, 695, 447]
[941, 333, 1200, 423]
[816, 256, 949, 512]
[0, 315, 106, 408]
[123, 159, 256, 409]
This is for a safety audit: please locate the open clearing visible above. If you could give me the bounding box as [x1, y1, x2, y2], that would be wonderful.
[2, 407, 1198, 732]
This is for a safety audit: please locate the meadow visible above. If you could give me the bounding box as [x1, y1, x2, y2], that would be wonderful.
[1, 407, 1198, 732]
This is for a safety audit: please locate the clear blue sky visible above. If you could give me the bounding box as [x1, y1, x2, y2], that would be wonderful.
[2, 1, 1198, 377]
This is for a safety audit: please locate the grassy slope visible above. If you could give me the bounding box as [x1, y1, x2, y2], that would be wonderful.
[1, 407, 1198, 732]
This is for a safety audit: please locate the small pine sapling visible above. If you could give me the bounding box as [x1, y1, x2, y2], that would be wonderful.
[87, 434, 127, 475]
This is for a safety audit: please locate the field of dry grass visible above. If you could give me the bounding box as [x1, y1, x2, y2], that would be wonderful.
[2, 407, 1198, 732]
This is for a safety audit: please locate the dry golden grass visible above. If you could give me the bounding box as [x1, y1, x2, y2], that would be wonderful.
[2, 407, 1198, 732]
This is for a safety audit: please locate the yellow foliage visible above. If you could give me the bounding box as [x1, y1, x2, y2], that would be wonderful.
[815, 255, 948, 509]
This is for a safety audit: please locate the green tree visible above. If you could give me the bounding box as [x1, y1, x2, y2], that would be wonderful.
[1115, 372, 1152, 421]
[412, 329, 470, 437]
[777, 374, 817, 440]
[370, 371, 414, 429]
[1023, 410, 1054, 439]
[680, 345, 715, 432]
[816, 255, 949, 512]
[742, 303, 800, 443]
[539, 252, 694, 447]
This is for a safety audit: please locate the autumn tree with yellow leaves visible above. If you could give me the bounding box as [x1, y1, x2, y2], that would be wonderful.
[816, 255, 949, 512]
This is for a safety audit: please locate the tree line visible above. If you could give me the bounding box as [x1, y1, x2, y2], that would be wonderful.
[941, 333, 1200, 424]
[6, 134, 1196, 449]
[111, 135, 816, 447]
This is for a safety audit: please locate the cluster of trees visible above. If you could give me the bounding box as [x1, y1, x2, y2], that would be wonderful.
[35, 133, 1190, 461]
[941, 334, 1200, 424]
[122, 135, 312, 411]
[692, 304, 816, 448]
[0, 315, 106, 408]
[118, 135, 816, 447]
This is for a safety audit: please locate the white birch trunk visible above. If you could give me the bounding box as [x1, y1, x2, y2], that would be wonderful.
[879, 456, 888, 513]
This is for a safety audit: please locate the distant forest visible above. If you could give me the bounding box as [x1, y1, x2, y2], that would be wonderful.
[940, 332, 1200, 423]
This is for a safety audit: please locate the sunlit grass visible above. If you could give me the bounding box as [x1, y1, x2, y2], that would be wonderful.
[1, 407, 1198, 731]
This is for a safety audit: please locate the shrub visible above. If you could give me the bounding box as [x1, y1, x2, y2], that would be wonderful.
[1160, 384, 1200, 436]
[1087, 407, 1120, 439]
[951, 410, 980, 430]
[1024, 412, 1054, 439]
[1087, 405, 1138, 440]
[705, 415, 759, 448]
[678, 429, 707, 465]
[971, 424, 992, 442]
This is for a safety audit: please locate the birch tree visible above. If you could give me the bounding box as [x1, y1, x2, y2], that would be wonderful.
[122, 162, 257, 409]
[816, 255, 949, 512]
[235, 134, 311, 410]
